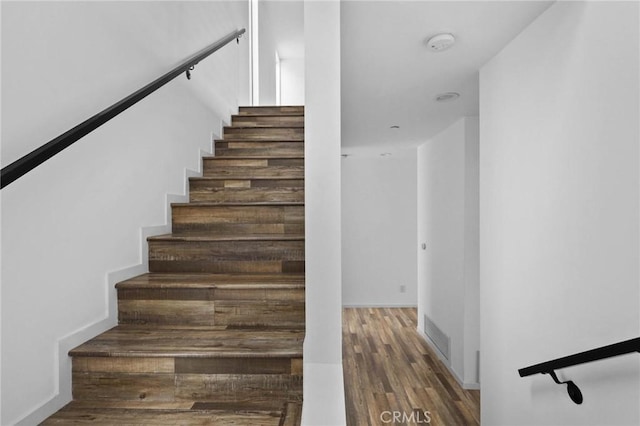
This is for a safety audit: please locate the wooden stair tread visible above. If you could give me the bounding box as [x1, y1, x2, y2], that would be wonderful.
[213, 138, 304, 144]
[172, 201, 304, 207]
[227, 125, 304, 129]
[236, 114, 304, 117]
[42, 406, 283, 425]
[69, 326, 304, 358]
[207, 155, 305, 159]
[238, 107, 304, 116]
[43, 400, 301, 425]
[204, 156, 304, 160]
[235, 113, 304, 117]
[116, 273, 305, 290]
[147, 233, 305, 242]
[50, 399, 290, 410]
[210, 155, 303, 159]
[190, 176, 304, 181]
[233, 114, 304, 118]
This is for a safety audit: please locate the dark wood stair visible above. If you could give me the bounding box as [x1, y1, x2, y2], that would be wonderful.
[43, 106, 305, 425]
[222, 127, 304, 141]
[189, 178, 304, 203]
[202, 157, 304, 179]
[237, 106, 304, 116]
[231, 115, 304, 128]
[171, 202, 304, 234]
[117, 273, 305, 328]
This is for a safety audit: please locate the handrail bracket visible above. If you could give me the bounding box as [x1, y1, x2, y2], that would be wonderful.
[186, 65, 195, 80]
[544, 371, 583, 405]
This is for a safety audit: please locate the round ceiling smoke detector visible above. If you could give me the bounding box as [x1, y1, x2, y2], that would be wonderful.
[426, 33, 456, 52]
[435, 92, 460, 102]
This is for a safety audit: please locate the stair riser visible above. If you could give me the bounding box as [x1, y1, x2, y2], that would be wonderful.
[72, 373, 302, 403]
[190, 178, 304, 203]
[231, 115, 304, 128]
[172, 205, 304, 235]
[190, 187, 304, 203]
[171, 222, 304, 236]
[203, 167, 303, 180]
[118, 301, 304, 327]
[118, 287, 305, 301]
[148, 240, 305, 274]
[223, 127, 304, 141]
[118, 287, 305, 327]
[215, 141, 304, 157]
[203, 158, 304, 179]
[72, 357, 302, 403]
[238, 106, 304, 115]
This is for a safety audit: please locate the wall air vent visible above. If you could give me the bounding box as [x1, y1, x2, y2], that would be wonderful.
[424, 314, 450, 360]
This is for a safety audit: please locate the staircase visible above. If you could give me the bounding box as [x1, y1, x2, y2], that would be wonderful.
[43, 106, 305, 425]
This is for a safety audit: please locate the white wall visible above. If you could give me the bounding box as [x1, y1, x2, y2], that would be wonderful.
[280, 58, 305, 105]
[463, 117, 480, 388]
[302, 1, 345, 425]
[258, 0, 304, 106]
[417, 117, 479, 387]
[342, 151, 417, 306]
[258, 0, 277, 105]
[480, 2, 639, 425]
[0, 2, 248, 424]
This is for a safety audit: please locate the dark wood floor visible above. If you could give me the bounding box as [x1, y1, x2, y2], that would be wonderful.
[342, 308, 480, 426]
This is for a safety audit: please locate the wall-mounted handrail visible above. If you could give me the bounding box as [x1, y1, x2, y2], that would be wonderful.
[518, 336, 640, 404]
[0, 28, 246, 189]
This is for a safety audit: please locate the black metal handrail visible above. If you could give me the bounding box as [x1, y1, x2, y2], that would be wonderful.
[0, 28, 246, 189]
[519, 336, 640, 404]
